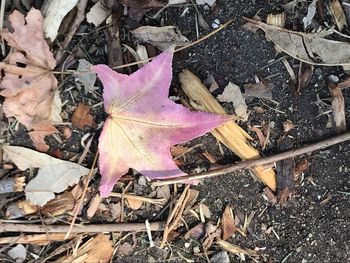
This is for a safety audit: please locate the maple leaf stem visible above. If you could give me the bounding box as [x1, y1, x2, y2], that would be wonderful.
[152, 132, 350, 187]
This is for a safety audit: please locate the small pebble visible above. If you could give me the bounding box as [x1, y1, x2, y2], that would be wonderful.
[212, 19, 220, 29]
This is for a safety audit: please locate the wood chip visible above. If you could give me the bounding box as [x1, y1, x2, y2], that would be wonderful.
[221, 205, 236, 240]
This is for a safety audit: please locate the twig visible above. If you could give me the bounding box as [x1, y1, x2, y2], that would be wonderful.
[65, 151, 98, 240]
[160, 185, 190, 248]
[109, 192, 165, 205]
[0, 222, 165, 233]
[152, 132, 350, 186]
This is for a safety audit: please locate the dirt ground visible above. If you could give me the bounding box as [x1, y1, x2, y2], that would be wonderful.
[1, 0, 350, 262]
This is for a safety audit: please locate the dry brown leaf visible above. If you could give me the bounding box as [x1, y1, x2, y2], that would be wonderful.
[246, 18, 350, 66]
[0, 9, 61, 150]
[294, 159, 310, 179]
[126, 198, 143, 210]
[263, 187, 277, 205]
[221, 205, 236, 240]
[276, 137, 295, 206]
[328, 81, 346, 133]
[72, 103, 96, 129]
[132, 26, 189, 51]
[243, 81, 273, 100]
[297, 62, 313, 94]
[329, 0, 348, 31]
[250, 126, 266, 148]
[57, 234, 113, 263]
[170, 145, 189, 158]
[183, 189, 199, 214]
[283, 120, 296, 133]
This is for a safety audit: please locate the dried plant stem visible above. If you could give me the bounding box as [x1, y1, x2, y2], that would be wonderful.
[0, 222, 165, 233]
[160, 185, 190, 248]
[65, 152, 98, 240]
[109, 192, 165, 205]
[153, 132, 350, 186]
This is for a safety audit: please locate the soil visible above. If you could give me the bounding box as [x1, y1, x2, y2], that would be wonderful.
[1, 0, 350, 262]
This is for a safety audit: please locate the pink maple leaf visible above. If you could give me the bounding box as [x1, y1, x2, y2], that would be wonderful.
[92, 51, 231, 197]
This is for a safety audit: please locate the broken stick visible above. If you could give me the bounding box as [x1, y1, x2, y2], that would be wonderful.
[153, 132, 350, 186]
[0, 222, 165, 233]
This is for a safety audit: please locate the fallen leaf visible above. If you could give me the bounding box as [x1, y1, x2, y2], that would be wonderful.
[283, 120, 296, 133]
[132, 26, 189, 51]
[329, 0, 348, 31]
[217, 82, 248, 121]
[57, 234, 113, 263]
[276, 137, 295, 206]
[184, 223, 205, 239]
[221, 205, 236, 240]
[42, 0, 79, 41]
[72, 103, 97, 129]
[243, 81, 273, 100]
[294, 159, 310, 179]
[8, 244, 26, 263]
[63, 126, 73, 139]
[245, 18, 350, 66]
[328, 81, 346, 133]
[126, 198, 143, 210]
[74, 59, 97, 93]
[263, 187, 277, 205]
[297, 62, 313, 94]
[0, 9, 61, 149]
[86, 1, 111, 27]
[302, 0, 317, 29]
[92, 50, 230, 197]
[3, 145, 90, 206]
[250, 126, 266, 147]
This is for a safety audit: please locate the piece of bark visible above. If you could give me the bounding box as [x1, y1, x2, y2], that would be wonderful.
[179, 69, 276, 191]
[328, 81, 346, 134]
[276, 137, 295, 206]
[104, 7, 124, 70]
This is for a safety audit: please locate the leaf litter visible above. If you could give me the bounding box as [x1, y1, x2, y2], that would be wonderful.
[1, 2, 350, 262]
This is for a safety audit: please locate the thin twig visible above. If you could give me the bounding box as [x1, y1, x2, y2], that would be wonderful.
[0, 222, 165, 233]
[152, 132, 350, 186]
[65, 152, 99, 240]
[109, 192, 165, 205]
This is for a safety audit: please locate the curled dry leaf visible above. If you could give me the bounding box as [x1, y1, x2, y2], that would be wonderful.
[0, 8, 62, 151]
[250, 126, 266, 148]
[72, 103, 97, 129]
[217, 82, 248, 121]
[132, 26, 189, 51]
[41, 0, 79, 41]
[283, 120, 296, 133]
[3, 145, 90, 206]
[245, 18, 350, 66]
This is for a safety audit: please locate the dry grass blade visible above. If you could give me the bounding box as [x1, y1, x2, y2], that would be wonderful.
[160, 185, 190, 248]
[216, 239, 259, 258]
[110, 192, 165, 206]
[179, 69, 276, 190]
